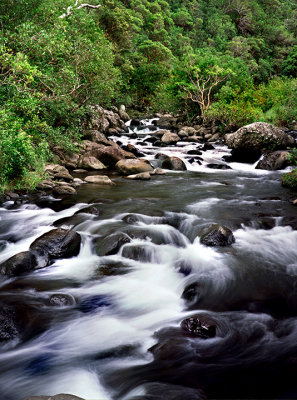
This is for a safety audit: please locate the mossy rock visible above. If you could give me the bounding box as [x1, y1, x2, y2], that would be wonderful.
[282, 169, 297, 190]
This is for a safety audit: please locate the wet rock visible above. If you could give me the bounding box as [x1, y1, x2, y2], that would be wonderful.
[0, 251, 37, 276]
[73, 169, 87, 173]
[151, 168, 166, 175]
[206, 163, 232, 170]
[30, 228, 81, 266]
[78, 156, 107, 170]
[161, 131, 180, 145]
[0, 303, 19, 342]
[144, 136, 158, 144]
[201, 143, 215, 151]
[187, 149, 202, 155]
[157, 116, 179, 130]
[200, 224, 235, 246]
[48, 293, 75, 307]
[25, 395, 85, 400]
[122, 214, 140, 224]
[181, 314, 216, 338]
[115, 159, 153, 175]
[122, 143, 144, 157]
[95, 232, 131, 256]
[129, 382, 206, 400]
[130, 118, 142, 127]
[256, 151, 289, 170]
[75, 205, 101, 215]
[84, 175, 115, 185]
[78, 295, 112, 313]
[162, 156, 187, 171]
[53, 185, 77, 195]
[182, 282, 201, 304]
[155, 153, 169, 160]
[126, 172, 151, 180]
[225, 122, 294, 163]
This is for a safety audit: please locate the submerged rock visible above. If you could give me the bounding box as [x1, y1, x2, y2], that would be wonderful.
[95, 232, 131, 256]
[181, 314, 216, 338]
[0, 251, 37, 276]
[48, 294, 76, 307]
[206, 163, 232, 170]
[128, 382, 206, 400]
[30, 228, 81, 266]
[0, 303, 19, 342]
[200, 224, 235, 246]
[126, 172, 151, 180]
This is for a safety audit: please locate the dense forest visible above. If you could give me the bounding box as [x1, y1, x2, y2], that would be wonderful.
[0, 0, 296, 189]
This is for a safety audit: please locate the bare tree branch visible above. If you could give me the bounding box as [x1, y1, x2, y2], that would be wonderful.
[60, 1, 101, 18]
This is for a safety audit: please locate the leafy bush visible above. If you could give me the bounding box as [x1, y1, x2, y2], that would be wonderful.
[282, 169, 297, 190]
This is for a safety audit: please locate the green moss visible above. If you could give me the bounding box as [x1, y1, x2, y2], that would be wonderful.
[282, 169, 297, 190]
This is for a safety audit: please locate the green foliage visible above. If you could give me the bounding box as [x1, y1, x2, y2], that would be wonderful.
[282, 169, 297, 190]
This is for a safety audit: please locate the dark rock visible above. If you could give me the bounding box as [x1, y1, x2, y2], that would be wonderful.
[122, 214, 140, 224]
[78, 295, 112, 313]
[206, 163, 232, 170]
[256, 151, 289, 170]
[30, 228, 81, 266]
[130, 119, 142, 127]
[48, 294, 75, 307]
[187, 149, 202, 155]
[0, 303, 19, 341]
[200, 224, 235, 246]
[162, 156, 187, 171]
[225, 122, 295, 163]
[144, 136, 158, 144]
[75, 205, 101, 216]
[182, 282, 201, 304]
[25, 395, 85, 400]
[181, 314, 216, 338]
[201, 143, 215, 151]
[95, 232, 131, 256]
[131, 132, 138, 139]
[129, 383, 206, 400]
[0, 251, 37, 276]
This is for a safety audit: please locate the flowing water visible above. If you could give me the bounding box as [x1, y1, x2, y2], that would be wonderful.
[0, 120, 297, 399]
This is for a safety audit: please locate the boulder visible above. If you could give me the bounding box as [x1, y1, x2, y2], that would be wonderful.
[0, 251, 37, 276]
[181, 314, 216, 338]
[161, 156, 187, 171]
[53, 186, 77, 195]
[82, 140, 135, 168]
[158, 116, 179, 130]
[255, 151, 289, 170]
[161, 131, 180, 145]
[115, 159, 153, 175]
[206, 163, 232, 170]
[225, 122, 295, 163]
[178, 127, 196, 137]
[53, 171, 74, 181]
[0, 303, 19, 342]
[200, 224, 235, 246]
[119, 109, 130, 121]
[84, 175, 115, 185]
[78, 156, 106, 170]
[95, 232, 131, 256]
[82, 130, 111, 146]
[48, 294, 76, 307]
[30, 228, 81, 265]
[126, 172, 151, 180]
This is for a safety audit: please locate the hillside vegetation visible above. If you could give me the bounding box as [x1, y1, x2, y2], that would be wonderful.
[0, 0, 296, 188]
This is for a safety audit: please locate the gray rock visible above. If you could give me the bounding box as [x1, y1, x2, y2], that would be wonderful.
[53, 171, 74, 181]
[48, 294, 76, 307]
[126, 172, 151, 180]
[78, 155, 106, 170]
[161, 131, 180, 145]
[53, 186, 77, 195]
[161, 156, 187, 171]
[255, 151, 289, 170]
[115, 159, 153, 175]
[200, 224, 235, 247]
[0, 251, 37, 276]
[84, 175, 115, 185]
[225, 122, 295, 163]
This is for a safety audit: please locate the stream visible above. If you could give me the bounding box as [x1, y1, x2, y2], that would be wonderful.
[0, 119, 297, 400]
